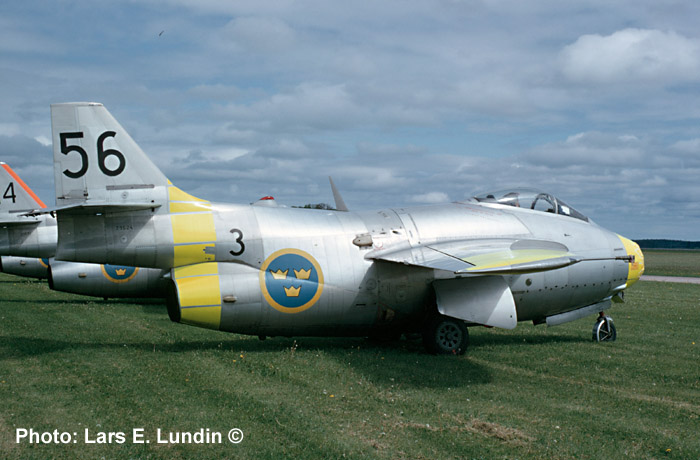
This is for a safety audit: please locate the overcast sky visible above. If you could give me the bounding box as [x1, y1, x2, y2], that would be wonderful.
[2, 1, 700, 239]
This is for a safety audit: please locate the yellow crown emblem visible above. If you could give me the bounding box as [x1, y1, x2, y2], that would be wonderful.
[270, 269, 288, 280]
[294, 268, 311, 280]
[115, 268, 127, 276]
[284, 285, 301, 297]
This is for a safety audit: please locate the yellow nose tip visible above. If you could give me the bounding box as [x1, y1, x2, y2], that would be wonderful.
[618, 236, 645, 287]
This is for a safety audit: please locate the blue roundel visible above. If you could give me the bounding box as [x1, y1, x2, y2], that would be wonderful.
[101, 265, 139, 283]
[260, 249, 324, 313]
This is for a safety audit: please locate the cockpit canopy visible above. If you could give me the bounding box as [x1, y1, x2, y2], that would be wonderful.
[472, 188, 589, 222]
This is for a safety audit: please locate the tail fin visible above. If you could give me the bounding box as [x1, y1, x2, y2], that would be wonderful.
[0, 162, 46, 214]
[328, 176, 349, 212]
[51, 102, 169, 207]
[50, 103, 214, 268]
[0, 163, 56, 258]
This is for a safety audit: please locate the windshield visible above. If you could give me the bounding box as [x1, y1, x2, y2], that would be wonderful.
[473, 188, 588, 222]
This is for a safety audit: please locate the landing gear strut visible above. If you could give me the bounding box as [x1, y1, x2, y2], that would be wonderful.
[422, 314, 469, 355]
[592, 312, 616, 342]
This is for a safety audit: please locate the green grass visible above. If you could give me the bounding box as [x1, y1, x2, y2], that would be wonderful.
[643, 249, 700, 277]
[1, 273, 699, 459]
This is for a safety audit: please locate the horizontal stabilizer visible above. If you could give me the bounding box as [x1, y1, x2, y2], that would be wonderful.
[24, 202, 162, 217]
[0, 217, 42, 225]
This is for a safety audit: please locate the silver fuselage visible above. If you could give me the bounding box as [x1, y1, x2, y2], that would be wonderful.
[0, 216, 57, 258]
[53, 198, 633, 336]
[0, 213, 165, 299]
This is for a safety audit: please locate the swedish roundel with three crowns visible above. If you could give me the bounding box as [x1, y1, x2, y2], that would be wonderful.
[259, 249, 324, 314]
[101, 264, 139, 283]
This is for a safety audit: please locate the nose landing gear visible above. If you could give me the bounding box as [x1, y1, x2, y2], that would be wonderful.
[592, 312, 616, 342]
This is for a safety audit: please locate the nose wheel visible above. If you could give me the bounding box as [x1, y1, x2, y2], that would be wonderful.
[592, 313, 616, 342]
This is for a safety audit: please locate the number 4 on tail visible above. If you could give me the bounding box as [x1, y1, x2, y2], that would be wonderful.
[2, 182, 16, 203]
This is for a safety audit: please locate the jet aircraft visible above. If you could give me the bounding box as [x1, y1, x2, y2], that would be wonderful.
[38, 102, 644, 354]
[0, 162, 166, 298]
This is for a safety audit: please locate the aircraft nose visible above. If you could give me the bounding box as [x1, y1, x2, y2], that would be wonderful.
[618, 236, 645, 287]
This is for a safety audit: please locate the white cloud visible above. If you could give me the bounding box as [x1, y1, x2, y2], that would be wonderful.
[218, 83, 365, 131]
[410, 191, 450, 204]
[3, 2, 700, 238]
[561, 28, 700, 85]
[522, 131, 646, 168]
[33, 135, 51, 146]
[668, 138, 700, 167]
[0, 124, 20, 137]
[220, 16, 297, 53]
[338, 166, 408, 191]
[0, 17, 61, 54]
[188, 84, 241, 100]
[671, 138, 700, 153]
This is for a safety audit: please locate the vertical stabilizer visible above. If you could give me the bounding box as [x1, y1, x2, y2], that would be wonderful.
[0, 162, 46, 212]
[0, 162, 56, 257]
[329, 176, 349, 212]
[51, 102, 169, 206]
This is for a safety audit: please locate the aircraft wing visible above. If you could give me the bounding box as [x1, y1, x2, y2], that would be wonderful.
[369, 238, 633, 329]
[367, 238, 579, 275]
[368, 238, 579, 329]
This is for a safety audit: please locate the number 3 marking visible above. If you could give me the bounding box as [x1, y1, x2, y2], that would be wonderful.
[230, 228, 245, 256]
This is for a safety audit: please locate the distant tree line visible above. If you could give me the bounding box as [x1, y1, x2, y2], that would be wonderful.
[636, 239, 700, 250]
[293, 203, 337, 210]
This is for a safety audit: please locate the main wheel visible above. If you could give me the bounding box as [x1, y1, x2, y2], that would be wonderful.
[422, 315, 469, 355]
[592, 315, 616, 342]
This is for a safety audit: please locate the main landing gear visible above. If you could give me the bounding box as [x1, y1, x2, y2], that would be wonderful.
[592, 312, 616, 342]
[422, 314, 469, 355]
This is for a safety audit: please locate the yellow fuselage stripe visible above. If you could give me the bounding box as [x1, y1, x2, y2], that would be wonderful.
[168, 185, 217, 266]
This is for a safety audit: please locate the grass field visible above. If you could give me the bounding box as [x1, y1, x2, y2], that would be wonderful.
[642, 249, 700, 277]
[1, 272, 699, 459]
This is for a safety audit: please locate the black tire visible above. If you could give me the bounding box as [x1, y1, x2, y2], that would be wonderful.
[592, 316, 616, 342]
[422, 315, 469, 355]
